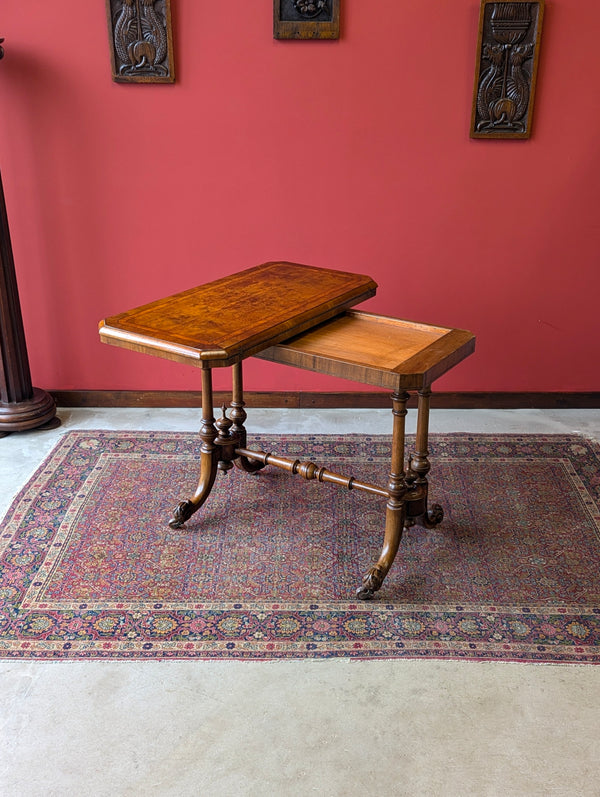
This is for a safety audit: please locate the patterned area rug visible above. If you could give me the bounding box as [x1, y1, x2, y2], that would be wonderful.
[1, 431, 599, 662]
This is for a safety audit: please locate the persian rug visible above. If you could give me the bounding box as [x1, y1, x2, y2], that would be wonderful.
[1, 431, 599, 662]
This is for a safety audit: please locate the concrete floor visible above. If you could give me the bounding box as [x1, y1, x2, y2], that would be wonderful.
[1, 407, 600, 796]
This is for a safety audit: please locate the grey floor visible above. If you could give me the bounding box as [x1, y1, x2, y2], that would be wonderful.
[1, 408, 600, 796]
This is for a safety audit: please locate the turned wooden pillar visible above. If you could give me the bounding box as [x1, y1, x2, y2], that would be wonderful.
[0, 38, 59, 435]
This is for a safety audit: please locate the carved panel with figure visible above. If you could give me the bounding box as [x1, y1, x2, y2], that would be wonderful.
[274, 0, 340, 39]
[470, 0, 544, 139]
[106, 0, 175, 83]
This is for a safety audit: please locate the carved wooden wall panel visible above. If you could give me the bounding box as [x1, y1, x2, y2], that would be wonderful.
[470, 0, 544, 139]
[106, 0, 175, 83]
[274, 0, 340, 39]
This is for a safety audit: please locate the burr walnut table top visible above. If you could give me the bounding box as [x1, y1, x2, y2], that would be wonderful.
[99, 262, 377, 369]
[255, 310, 476, 391]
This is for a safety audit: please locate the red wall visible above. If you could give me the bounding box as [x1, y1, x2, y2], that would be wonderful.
[1, 2, 599, 394]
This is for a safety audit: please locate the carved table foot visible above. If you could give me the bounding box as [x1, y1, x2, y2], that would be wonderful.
[169, 500, 197, 529]
[357, 564, 387, 600]
[168, 366, 220, 529]
[422, 503, 444, 529]
[168, 448, 219, 528]
[357, 498, 407, 600]
[357, 500, 444, 598]
[168, 362, 267, 528]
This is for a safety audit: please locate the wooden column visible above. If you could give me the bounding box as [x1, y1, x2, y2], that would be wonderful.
[0, 38, 59, 435]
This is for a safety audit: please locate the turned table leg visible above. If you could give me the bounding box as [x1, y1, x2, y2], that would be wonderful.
[412, 387, 444, 529]
[231, 362, 265, 474]
[168, 365, 220, 528]
[357, 390, 410, 600]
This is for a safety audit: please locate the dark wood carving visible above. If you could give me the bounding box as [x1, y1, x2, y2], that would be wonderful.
[470, 0, 544, 139]
[106, 0, 175, 83]
[274, 0, 340, 39]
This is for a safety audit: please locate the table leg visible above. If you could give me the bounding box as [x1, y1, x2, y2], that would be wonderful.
[168, 365, 219, 528]
[412, 387, 444, 529]
[230, 362, 265, 474]
[357, 390, 410, 600]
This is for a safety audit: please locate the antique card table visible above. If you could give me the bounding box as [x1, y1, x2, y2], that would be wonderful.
[99, 262, 475, 599]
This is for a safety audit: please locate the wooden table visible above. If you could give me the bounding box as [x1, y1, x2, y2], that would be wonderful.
[100, 262, 475, 599]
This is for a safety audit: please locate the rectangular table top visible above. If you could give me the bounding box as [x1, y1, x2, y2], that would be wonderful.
[256, 310, 476, 390]
[99, 262, 377, 368]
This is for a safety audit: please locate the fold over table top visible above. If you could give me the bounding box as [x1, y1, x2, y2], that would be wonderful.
[256, 310, 476, 390]
[99, 262, 378, 368]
